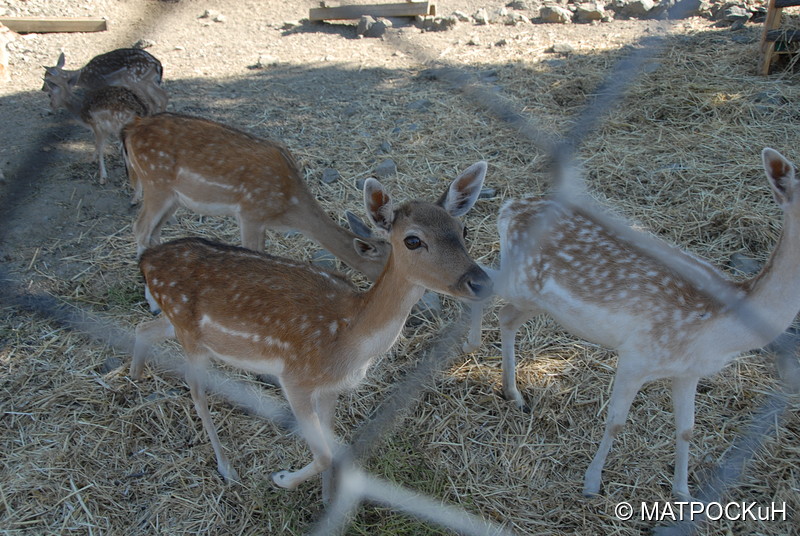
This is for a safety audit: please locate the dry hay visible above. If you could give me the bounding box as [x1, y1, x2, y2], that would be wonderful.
[2, 13, 800, 536]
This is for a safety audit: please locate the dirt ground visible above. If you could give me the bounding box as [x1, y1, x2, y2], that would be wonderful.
[1, 0, 800, 535]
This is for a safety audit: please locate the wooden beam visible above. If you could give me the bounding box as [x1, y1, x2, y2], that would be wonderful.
[0, 17, 107, 34]
[309, 1, 436, 21]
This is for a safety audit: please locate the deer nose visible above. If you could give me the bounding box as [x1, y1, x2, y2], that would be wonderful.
[464, 267, 493, 299]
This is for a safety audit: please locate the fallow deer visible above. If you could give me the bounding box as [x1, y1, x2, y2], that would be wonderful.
[130, 162, 492, 494]
[43, 48, 167, 114]
[465, 148, 800, 500]
[122, 113, 390, 280]
[42, 81, 148, 184]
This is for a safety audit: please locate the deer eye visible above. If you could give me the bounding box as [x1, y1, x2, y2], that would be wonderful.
[404, 235, 423, 250]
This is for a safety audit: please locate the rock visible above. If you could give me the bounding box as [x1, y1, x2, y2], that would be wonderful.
[723, 5, 749, 23]
[540, 5, 573, 23]
[473, 8, 489, 24]
[356, 178, 368, 190]
[321, 168, 341, 184]
[311, 250, 337, 271]
[619, 0, 655, 18]
[357, 15, 392, 37]
[452, 10, 472, 22]
[213, 13, 226, 23]
[132, 38, 156, 49]
[753, 91, 785, 105]
[374, 159, 397, 178]
[199, 9, 219, 19]
[412, 291, 442, 321]
[378, 141, 392, 154]
[729, 252, 761, 276]
[100, 356, 122, 374]
[407, 98, 432, 111]
[551, 42, 575, 54]
[479, 188, 497, 199]
[342, 103, 360, 117]
[255, 54, 279, 68]
[489, 7, 510, 23]
[507, 0, 531, 9]
[575, 2, 606, 23]
[468, 35, 482, 46]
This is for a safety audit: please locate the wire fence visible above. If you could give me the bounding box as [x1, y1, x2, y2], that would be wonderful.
[1, 1, 798, 534]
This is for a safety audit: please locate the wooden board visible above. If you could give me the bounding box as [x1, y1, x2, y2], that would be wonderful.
[0, 17, 107, 33]
[309, 1, 436, 21]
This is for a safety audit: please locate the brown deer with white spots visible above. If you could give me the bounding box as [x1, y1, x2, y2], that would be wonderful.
[43, 49, 168, 115]
[465, 148, 800, 500]
[122, 113, 390, 280]
[130, 162, 492, 494]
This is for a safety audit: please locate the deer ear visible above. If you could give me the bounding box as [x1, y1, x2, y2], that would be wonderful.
[56, 52, 65, 69]
[437, 161, 487, 217]
[345, 210, 373, 238]
[363, 178, 393, 232]
[353, 238, 384, 260]
[763, 148, 797, 206]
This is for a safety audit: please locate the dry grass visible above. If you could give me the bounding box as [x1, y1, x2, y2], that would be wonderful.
[2, 12, 800, 536]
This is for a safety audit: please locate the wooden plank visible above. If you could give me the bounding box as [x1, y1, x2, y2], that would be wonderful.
[0, 17, 107, 33]
[765, 29, 800, 43]
[309, 1, 435, 21]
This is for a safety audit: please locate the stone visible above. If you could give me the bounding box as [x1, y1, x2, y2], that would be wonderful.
[255, 54, 279, 68]
[729, 253, 761, 276]
[507, 0, 531, 9]
[473, 8, 489, 24]
[311, 250, 337, 271]
[357, 15, 392, 37]
[540, 5, 573, 23]
[374, 159, 397, 178]
[100, 356, 122, 374]
[452, 10, 472, 22]
[551, 42, 575, 54]
[412, 291, 442, 322]
[321, 168, 341, 184]
[619, 0, 655, 18]
[575, 2, 606, 23]
[132, 38, 156, 49]
[407, 99, 432, 111]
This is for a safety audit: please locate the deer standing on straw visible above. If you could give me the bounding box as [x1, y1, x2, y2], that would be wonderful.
[465, 149, 799, 500]
[130, 163, 492, 496]
[122, 113, 391, 281]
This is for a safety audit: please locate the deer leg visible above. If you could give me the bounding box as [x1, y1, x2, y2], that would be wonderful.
[272, 385, 333, 490]
[130, 314, 175, 379]
[134, 195, 178, 258]
[315, 390, 340, 504]
[583, 364, 644, 497]
[498, 303, 535, 411]
[462, 299, 486, 354]
[238, 215, 266, 252]
[92, 125, 109, 185]
[185, 358, 240, 483]
[671, 375, 699, 501]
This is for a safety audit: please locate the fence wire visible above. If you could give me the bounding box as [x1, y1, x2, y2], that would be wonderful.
[1, 1, 798, 534]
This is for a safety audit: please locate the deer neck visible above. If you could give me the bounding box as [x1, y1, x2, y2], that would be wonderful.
[348, 251, 426, 358]
[298, 205, 384, 281]
[737, 213, 800, 346]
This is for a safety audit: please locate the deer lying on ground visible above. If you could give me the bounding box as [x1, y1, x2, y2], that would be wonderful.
[464, 148, 799, 500]
[130, 162, 492, 495]
[43, 49, 167, 114]
[122, 113, 390, 280]
[42, 80, 148, 184]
